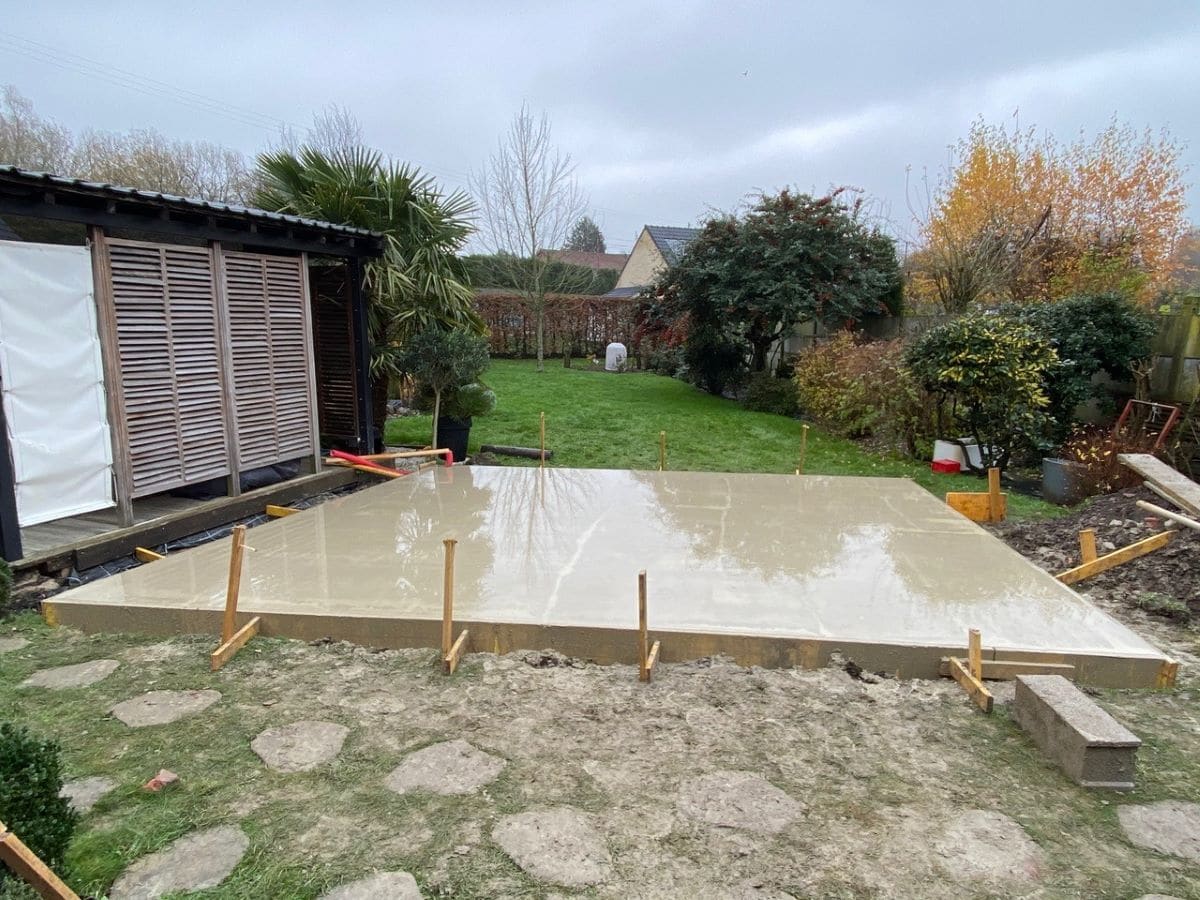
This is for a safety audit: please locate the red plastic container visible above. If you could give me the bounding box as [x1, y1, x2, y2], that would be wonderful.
[931, 458, 962, 474]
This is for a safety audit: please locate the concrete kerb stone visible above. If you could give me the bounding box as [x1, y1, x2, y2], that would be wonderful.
[1013, 674, 1140, 790]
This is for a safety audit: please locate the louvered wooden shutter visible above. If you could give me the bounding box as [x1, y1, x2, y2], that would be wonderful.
[223, 251, 317, 469]
[309, 265, 360, 444]
[107, 240, 229, 496]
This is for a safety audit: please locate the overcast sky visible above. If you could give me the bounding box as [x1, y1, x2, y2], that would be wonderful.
[4, 2, 1198, 252]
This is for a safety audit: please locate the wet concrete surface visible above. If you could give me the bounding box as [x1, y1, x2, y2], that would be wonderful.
[50, 468, 1163, 667]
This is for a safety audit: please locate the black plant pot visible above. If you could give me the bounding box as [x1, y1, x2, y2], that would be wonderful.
[436, 415, 472, 463]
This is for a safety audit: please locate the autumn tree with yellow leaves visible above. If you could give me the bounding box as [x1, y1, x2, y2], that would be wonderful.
[909, 118, 1189, 311]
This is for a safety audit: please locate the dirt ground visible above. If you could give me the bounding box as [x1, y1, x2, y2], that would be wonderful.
[2, 484, 1200, 898]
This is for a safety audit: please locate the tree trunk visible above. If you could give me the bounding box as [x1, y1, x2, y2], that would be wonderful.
[536, 310, 545, 373]
[431, 389, 442, 451]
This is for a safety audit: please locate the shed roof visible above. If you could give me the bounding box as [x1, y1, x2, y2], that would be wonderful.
[0, 165, 384, 257]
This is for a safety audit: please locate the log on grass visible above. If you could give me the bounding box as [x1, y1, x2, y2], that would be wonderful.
[480, 444, 553, 461]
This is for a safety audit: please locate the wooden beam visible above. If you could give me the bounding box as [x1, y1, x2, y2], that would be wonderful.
[945, 490, 1008, 523]
[987, 467, 1003, 522]
[658, 431, 666, 472]
[210, 242, 242, 499]
[1119, 453, 1200, 516]
[1078, 528, 1098, 564]
[638, 570, 649, 681]
[0, 820, 80, 899]
[1156, 658, 1180, 689]
[539, 412, 546, 470]
[265, 505, 300, 518]
[443, 628, 469, 675]
[795, 423, 809, 475]
[442, 538, 456, 660]
[134, 547, 164, 563]
[210, 616, 261, 672]
[1135, 500, 1200, 533]
[968, 628, 983, 680]
[222, 525, 247, 643]
[1056, 531, 1173, 585]
[946, 656, 994, 713]
[938, 658, 1076, 680]
[297, 251, 323, 477]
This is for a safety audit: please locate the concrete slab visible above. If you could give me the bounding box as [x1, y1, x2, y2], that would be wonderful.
[46, 468, 1168, 686]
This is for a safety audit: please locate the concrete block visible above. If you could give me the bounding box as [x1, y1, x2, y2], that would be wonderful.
[1013, 675, 1140, 790]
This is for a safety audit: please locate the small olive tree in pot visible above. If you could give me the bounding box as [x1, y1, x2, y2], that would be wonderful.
[397, 328, 494, 460]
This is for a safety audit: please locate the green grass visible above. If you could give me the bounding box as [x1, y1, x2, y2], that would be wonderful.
[386, 359, 1062, 520]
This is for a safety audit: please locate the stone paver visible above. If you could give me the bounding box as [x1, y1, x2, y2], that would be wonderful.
[22, 658, 119, 689]
[60, 776, 117, 814]
[0, 636, 29, 653]
[385, 739, 505, 796]
[493, 807, 612, 887]
[110, 690, 221, 727]
[109, 825, 248, 899]
[676, 771, 802, 834]
[932, 810, 1044, 882]
[1118, 801, 1200, 862]
[251, 720, 349, 773]
[317, 870, 422, 899]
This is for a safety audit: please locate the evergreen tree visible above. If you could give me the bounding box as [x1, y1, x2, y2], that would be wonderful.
[564, 216, 606, 253]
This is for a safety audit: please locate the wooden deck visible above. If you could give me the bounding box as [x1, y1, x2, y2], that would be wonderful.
[13, 468, 358, 574]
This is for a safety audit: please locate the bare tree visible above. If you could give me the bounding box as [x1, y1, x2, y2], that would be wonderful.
[275, 104, 365, 156]
[472, 105, 587, 371]
[0, 85, 74, 173]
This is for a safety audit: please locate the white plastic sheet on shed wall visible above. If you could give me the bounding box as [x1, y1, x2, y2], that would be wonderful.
[0, 241, 114, 526]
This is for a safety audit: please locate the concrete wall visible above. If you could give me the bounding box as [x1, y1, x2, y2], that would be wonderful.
[614, 229, 667, 289]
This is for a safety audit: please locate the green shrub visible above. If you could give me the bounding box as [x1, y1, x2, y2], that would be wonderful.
[0, 723, 78, 880]
[643, 345, 685, 378]
[793, 333, 936, 456]
[1002, 292, 1157, 443]
[905, 312, 1058, 470]
[0, 559, 11, 616]
[741, 373, 798, 416]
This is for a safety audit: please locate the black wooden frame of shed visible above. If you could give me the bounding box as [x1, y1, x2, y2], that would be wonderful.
[0, 167, 385, 563]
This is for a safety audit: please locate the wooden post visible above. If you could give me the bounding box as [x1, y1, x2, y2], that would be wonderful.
[222, 525, 247, 643]
[0, 820, 80, 899]
[442, 538, 456, 659]
[796, 424, 809, 475]
[210, 242, 242, 498]
[968, 628, 982, 681]
[539, 412, 546, 469]
[987, 467, 1002, 522]
[638, 570, 649, 680]
[1078, 528, 1098, 564]
[658, 431, 666, 472]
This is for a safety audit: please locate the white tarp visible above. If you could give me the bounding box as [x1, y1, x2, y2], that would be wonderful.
[0, 241, 114, 526]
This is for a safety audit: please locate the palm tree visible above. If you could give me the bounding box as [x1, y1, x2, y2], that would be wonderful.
[254, 147, 483, 426]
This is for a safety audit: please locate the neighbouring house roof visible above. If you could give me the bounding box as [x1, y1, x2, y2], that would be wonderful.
[0, 165, 385, 257]
[536, 249, 629, 271]
[644, 225, 701, 266]
[600, 286, 644, 299]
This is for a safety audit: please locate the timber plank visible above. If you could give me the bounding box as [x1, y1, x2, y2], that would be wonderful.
[1056, 531, 1173, 585]
[1119, 453, 1200, 516]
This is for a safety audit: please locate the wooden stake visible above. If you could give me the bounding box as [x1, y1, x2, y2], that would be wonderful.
[987, 467, 1002, 521]
[1157, 658, 1180, 689]
[222, 525, 247, 643]
[265, 504, 300, 518]
[658, 431, 666, 471]
[134, 547, 164, 563]
[1078, 528, 1098, 564]
[637, 570, 660, 682]
[968, 628, 983, 680]
[0, 820, 80, 899]
[1056, 531, 1173, 585]
[442, 538, 457, 659]
[947, 656, 994, 713]
[211, 617, 261, 672]
[539, 412, 546, 469]
[796, 423, 809, 475]
[444, 629, 469, 675]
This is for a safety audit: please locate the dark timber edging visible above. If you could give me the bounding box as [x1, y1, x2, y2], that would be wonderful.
[14, 469, 358, 574]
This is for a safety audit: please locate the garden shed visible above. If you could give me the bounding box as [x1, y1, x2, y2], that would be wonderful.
[0, 166, 384, 564]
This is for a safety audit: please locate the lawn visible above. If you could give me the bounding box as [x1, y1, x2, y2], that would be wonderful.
[386, 359, 1062, 520]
